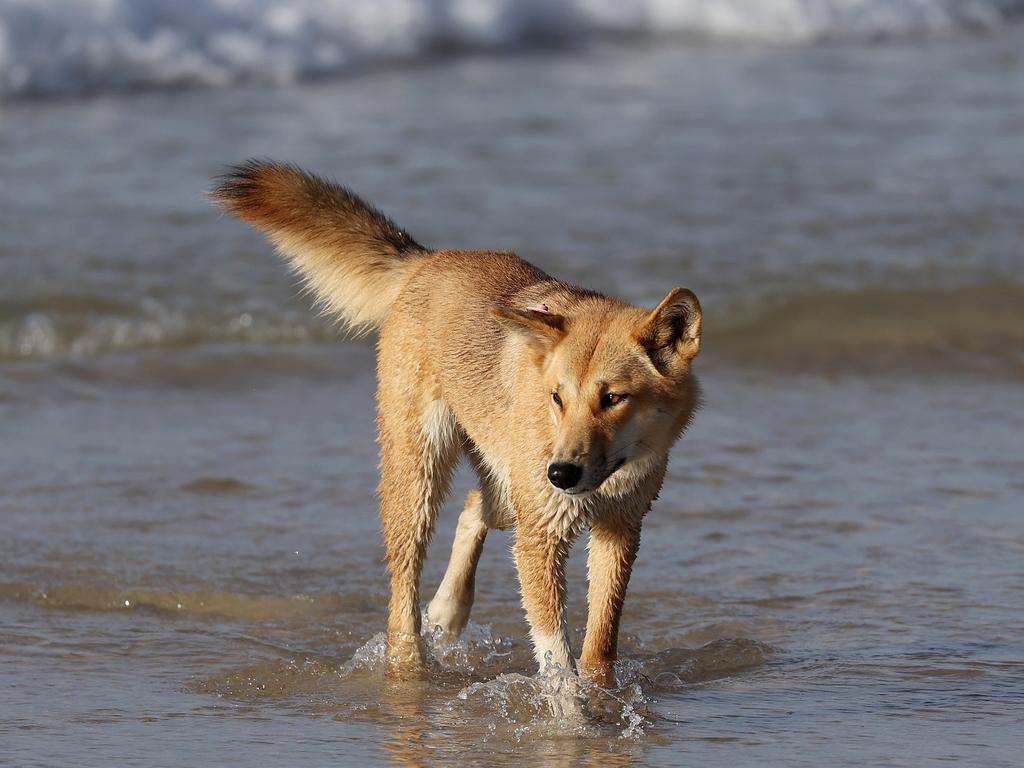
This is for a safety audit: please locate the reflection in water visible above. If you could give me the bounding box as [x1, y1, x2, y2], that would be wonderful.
[181, 616, 763, 762]
[379, 679, 432, 768]
[376, 675, 650, 768]
[186, 627, 664, 763]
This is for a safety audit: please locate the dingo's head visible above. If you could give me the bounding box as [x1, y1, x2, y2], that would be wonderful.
[495, 288, 702, 496]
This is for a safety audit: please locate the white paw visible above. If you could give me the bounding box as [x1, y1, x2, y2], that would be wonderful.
[426, 593, 470, 636]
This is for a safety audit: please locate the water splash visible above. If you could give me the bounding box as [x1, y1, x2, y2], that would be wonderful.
[337, 618, 654, 737]
[341, 632, 388, 676]
[455, 668, 653, 740]
[341, 615, 515, 678]
[424, 618, 515, 674]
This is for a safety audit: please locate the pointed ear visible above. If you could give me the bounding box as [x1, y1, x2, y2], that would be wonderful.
[634, 287, 702, 371]
[492, 305, 567, 351]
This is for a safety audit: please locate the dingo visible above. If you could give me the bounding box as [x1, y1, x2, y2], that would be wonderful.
[212, 162, 701, 686]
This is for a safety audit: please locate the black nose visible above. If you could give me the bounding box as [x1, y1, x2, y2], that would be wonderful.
[547, 462, 583, 490]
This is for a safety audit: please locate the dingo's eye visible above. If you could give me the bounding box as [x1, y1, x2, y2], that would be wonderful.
[601, 392, 628, 409]
[552, 392, 563, 408]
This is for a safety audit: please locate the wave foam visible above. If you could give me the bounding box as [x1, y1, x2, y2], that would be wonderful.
[0, 297, 334, 359]
[5, 283, 1024, 380]
[1, 0, 1020, 98]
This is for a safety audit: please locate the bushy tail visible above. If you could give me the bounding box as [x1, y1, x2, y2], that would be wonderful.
[210, 160, 427, 333]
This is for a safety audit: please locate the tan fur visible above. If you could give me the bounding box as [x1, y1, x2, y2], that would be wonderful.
[209, 161, 426, 334]
[211, 161, 702, 685]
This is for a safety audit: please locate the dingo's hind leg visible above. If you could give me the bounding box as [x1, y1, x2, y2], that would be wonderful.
[378, 394, 460, 678]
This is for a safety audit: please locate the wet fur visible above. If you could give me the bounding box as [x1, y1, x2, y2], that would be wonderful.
[211, 161, 702, 686]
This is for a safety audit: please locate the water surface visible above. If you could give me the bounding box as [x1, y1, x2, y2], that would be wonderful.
[2, 27, 1023, 767]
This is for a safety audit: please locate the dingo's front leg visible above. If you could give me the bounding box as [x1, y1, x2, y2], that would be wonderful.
[513, 526, 576, 675]
[579, 516, 642, 688]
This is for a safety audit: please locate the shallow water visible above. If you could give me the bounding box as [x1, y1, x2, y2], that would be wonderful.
[2, 27, 1024, 767]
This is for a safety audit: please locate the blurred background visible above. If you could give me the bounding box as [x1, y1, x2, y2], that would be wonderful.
[2, 2, 1023, 766]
